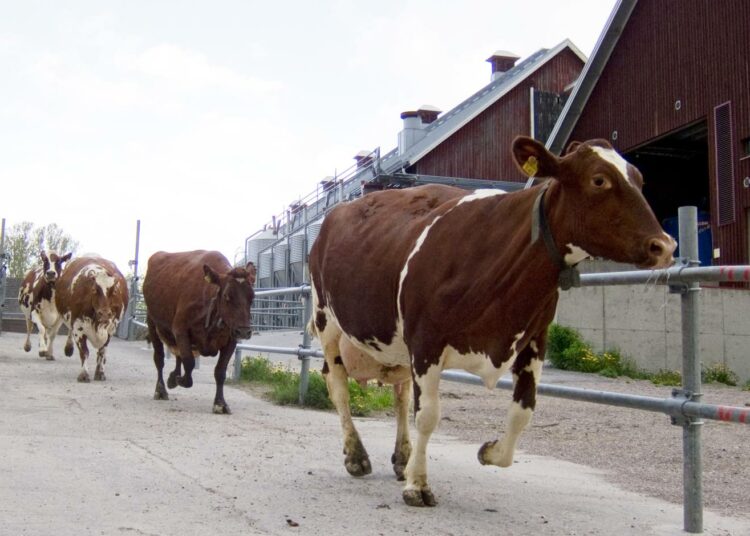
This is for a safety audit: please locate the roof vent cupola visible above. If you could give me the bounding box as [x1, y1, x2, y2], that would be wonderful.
[486, 50, 520, 81]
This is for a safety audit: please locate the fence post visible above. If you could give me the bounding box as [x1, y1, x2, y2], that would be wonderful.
[233, 347, 242, 382]
[298, 287, 312, 404]
[0, 218, 6, 335]
[678, 206, 703, 534]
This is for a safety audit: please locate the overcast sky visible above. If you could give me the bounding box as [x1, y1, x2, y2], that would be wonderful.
[1, 0, 617, 276]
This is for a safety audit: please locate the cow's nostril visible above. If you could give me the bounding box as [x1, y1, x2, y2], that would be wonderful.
[649, 240, 664, 256]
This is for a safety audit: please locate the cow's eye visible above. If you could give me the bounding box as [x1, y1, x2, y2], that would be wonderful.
[592, 176, 609, 189]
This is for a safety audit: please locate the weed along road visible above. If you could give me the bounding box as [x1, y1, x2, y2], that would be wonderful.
[1, 331, 748, 536]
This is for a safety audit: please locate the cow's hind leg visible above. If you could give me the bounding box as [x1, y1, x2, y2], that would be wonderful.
[322, 334, 371, 477]
[94, 338, 109, 381]
[64, 328, 75, 357]
[478, 338, 543, 468]
[76, 335, 91, 383]
[391, 380, 412, 481]
[149, 320, 169, 400]
[403, 362, 441, 507]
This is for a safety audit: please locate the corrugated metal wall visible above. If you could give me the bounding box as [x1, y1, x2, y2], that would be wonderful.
[412, 49, 583, 182]
[570, 0, 750, 264]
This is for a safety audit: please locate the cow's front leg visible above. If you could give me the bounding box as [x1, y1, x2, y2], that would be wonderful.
[322, 338, 371, 477]
[478, 338, 543, 468]
[23, 314, 33, 353]
[403, 363, 441, 507]
[211, 345, 235, 414]
[38, 323, 50, 358]
[391, 380, 412, 481]
[64, 326, 75, 357]
[44, 320, 62, 361]
[94, 342, 108, 381]
[76, 334, 91, 382]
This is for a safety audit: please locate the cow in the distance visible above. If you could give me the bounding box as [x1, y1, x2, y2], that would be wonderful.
[308, 136, 676, 507]
[18, 251, 73, 359]
[55, 256, 129, 382]
[142, 250, 256, 414]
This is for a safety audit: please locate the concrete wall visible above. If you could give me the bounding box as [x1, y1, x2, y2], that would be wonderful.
[557, 283, 750, 382]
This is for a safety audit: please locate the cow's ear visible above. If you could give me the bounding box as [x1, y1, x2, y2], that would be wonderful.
[40, 251, 49, 263]
[203, 264, 221, 285]
[564, 141, 582, 154]
[512, 136, 559, 178]
[60, 252, 73, 263]
[245, 262, 256, 287]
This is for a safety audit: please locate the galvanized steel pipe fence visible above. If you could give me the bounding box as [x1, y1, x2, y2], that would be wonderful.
[228, 206, 748, 534]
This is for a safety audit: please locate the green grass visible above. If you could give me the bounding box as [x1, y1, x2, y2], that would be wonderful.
[239, 356, 394, 416]
[547, 324, 741, 388]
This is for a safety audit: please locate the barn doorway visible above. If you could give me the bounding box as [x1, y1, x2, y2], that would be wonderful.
[625, 120, 711, 265]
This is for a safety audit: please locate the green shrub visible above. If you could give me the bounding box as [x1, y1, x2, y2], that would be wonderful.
[650, 369, 682, 386]
[702, 363, 739, 386]
[743, 380, 750, 391]
[547, 324, 583, 369]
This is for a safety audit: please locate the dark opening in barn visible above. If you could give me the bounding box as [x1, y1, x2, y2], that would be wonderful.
[625, 120, 712, 265]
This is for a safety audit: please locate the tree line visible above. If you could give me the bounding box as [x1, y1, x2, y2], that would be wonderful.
[1, 222, 79, 278]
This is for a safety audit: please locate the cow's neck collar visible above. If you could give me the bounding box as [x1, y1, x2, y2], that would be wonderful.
[530, 181, 580, 291]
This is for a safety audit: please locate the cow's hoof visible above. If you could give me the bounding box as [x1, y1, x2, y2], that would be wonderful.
[167, 372, 180, 389]
[77, 371, 91, 383]
[64, 344, 74, 357]
[23, 342, 31, 352]
[45, 355, 55, 361]
[177, 376, 193, 388]
[154, 384, 169, 400]
[344, 456, 372, 477]
[391, 452, 409, 481]
[477, 440, 498, 465]
[39, 350, 47, 358]
[212, 402, 231, 415]
[94, 370, 106, 381]
[402, 487, 437, 507]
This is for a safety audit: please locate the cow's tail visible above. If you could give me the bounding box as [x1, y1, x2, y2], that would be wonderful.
[306, 282, 319, 339]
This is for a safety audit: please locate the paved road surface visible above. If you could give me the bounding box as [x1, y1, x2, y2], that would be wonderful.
[1, 331, 747, 536]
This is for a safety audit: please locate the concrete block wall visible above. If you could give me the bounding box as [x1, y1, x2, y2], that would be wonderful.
[556, 284, 750, 382]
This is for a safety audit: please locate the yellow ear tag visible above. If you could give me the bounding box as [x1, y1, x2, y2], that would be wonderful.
[523, 156, 538, 176]
[204, 274, 213, 284]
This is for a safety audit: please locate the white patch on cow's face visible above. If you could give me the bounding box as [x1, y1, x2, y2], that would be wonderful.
[442, 331, 525, 389]
[564, 243, 592, 265]
[457, 189, 506, 206]
[73, 264, 116, 293]
[591, 146, 633, 187]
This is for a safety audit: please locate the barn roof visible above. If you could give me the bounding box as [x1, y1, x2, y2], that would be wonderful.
[546, 0, 637, 154]
[379, 38, 587, 173]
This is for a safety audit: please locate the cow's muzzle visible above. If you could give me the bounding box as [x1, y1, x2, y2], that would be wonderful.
[45, 270, 57, 282]
[638, 234, 677, 269]
[233, 326, 253, 340]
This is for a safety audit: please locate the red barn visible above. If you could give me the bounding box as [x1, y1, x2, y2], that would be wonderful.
[549, 0, 750, 266]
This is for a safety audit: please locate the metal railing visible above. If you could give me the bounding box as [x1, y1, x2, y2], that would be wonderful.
[229, 206, 749, 534]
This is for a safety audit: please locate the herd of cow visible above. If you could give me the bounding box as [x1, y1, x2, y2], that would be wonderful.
[16, 137, 676, 507]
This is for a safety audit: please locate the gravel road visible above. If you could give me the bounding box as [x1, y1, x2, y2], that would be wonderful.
[1, 330, 748, 536]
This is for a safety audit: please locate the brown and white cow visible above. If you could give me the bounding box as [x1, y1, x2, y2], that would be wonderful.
[18, 251, 73, 359]
[142, 250, 256, 414]
[55, 256, 129, 382]
[308, 136, 676, 507]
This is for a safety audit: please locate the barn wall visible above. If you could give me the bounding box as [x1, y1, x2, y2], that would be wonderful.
[569, 0, 750, 264]
[413, 48, 583, 182]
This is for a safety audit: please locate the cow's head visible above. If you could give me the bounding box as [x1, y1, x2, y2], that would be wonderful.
[85, 268, 122, 326]
[513, 136, 676, 269]
[203, 262, 256, 340]
[40, 251, 73, 283]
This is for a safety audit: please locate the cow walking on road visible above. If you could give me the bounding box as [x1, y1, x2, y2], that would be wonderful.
[18, 251, 73, 360]
[142, 250, 256, 414]
[308, 136, 676, 507]
[55, 256, 129, 382]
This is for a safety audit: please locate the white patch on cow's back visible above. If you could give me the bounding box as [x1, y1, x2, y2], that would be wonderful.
[443, 331, 525, 389]
[591, 146, 633, 186]
[564, 243, 592, 265]
[456, 188, 506, 206]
